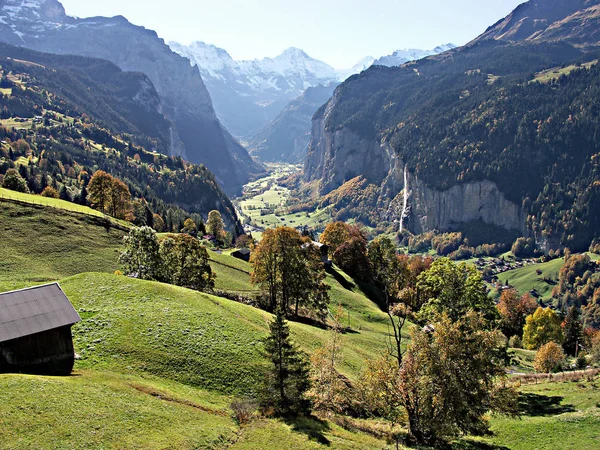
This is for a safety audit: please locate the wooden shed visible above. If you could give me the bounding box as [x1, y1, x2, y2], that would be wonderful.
[0, 283, 81, 376]
[231, 248, 251, 262]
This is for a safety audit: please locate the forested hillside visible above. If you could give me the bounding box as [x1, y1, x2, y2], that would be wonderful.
[304, 3, 600, 251]
[0, 44, 241, 232]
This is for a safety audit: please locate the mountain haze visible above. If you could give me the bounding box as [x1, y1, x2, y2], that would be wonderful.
[0, 0, 263, 193]
[248, 83, 338, 163]
[169, 41, 340, 138]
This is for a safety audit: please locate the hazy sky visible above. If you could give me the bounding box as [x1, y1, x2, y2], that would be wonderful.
[59, 0, 525, 68]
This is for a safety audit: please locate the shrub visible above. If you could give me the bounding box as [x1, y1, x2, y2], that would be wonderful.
[40, 186, 59, 198]
[230, 398, 256, 425]
[534, 342, 565, 373]
[509, 335, 522, 349]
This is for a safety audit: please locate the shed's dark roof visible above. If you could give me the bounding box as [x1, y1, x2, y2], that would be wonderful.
[233, 248, 251, 255]
[0, 283, 81, 343]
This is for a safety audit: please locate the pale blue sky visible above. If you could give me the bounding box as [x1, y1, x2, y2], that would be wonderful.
[59, 0, 525, 68]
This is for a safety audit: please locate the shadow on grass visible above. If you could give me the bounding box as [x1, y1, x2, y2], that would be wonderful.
[518, 393, 575, 416]
[285, 415, 331, 445]
[326, 266, 355, 291]
[452, 440, 510, 450]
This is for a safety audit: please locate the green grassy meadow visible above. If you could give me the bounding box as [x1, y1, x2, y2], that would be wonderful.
[466, 377, 600, 450]
[497, 253, 599, 303]
[1, 196, 600, 449]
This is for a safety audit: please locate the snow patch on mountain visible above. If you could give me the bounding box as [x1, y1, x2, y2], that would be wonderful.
[373, 43, 457, 67]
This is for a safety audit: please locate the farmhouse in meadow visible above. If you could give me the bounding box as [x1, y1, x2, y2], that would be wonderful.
[0, 283, 81, 376]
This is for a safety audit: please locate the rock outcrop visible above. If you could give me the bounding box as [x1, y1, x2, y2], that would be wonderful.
[0, 0, 263, 193]
[304, 119, 526, 234]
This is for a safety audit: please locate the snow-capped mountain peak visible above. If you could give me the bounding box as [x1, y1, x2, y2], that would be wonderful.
[373, 43, 457, 67]
[337, 56, 376, 81]
[1, 0, 66, 24]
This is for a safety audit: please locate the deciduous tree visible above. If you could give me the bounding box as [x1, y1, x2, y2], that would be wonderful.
[308, 307, 347, 414]
[159, 234, 215, 291]
[523, 307, 564, 350]
[2, 168, 29, 193]
[497, 290, 539, 338]
[534, 342, 565, 373]
[119, 226, 161, 280]
[399, 312, 517, 445]
[207, 210, 225, 239]
[88, 170, 113, 213]
[320, 222, 369, 278]
[40, 186, 59, 198]
[251, 227, 329, 318]
[417, 258, 497, 324]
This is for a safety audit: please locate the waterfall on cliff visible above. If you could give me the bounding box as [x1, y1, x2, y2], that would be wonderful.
[399, 166, 410, 232]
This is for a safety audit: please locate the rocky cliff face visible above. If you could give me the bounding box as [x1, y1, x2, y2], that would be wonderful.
[0, 0, 263, 193]
[304, 118, 526, 234]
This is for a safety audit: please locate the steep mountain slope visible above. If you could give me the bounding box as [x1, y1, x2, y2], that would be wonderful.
[473, 0, 600, 46]
[372, 44, 456, 67]
[303, 0, 600, 251]
[248, 83, 338, 163]
[0, 0, 263, 193]
[245, 44, 456, 163]
[0, 43, 242, 232]
[170, 41, 340, 138]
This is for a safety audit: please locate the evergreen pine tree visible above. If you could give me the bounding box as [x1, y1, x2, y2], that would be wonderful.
[563, 306, 583, 356]
[260, 307, 311, 417]
[78, 186, 88, 205]
[59, 185, 70, 201]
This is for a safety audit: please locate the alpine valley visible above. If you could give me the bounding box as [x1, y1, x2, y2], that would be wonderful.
[302, 0, 600, 252]
[2, 1, 600, 449]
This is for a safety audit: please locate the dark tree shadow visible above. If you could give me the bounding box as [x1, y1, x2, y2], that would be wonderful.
[326, 266, 355, 291]
[518, 393, 575, 416]
[285, 415, 331, 445]
[451, 440, 511, 450]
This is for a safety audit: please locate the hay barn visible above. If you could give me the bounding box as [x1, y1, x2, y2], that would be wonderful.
[0, 283, 81, 376]
[232, 248, 251, 262]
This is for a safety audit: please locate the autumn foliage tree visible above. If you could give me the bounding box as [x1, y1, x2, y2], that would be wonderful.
[320, 222, 369, 279]
[207, 210, 225, 239]
[88, 170, 132, 219]
[399, 313, 517, 445]
[522, 307, 564, 350]
[40, 186, 59, 198]
[251, 227, 329, 319]
[358, 312, 517, 446]
[534, 342, 565, 373]
[308, 307, 348, 415]
[497, 289, 539, 338]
